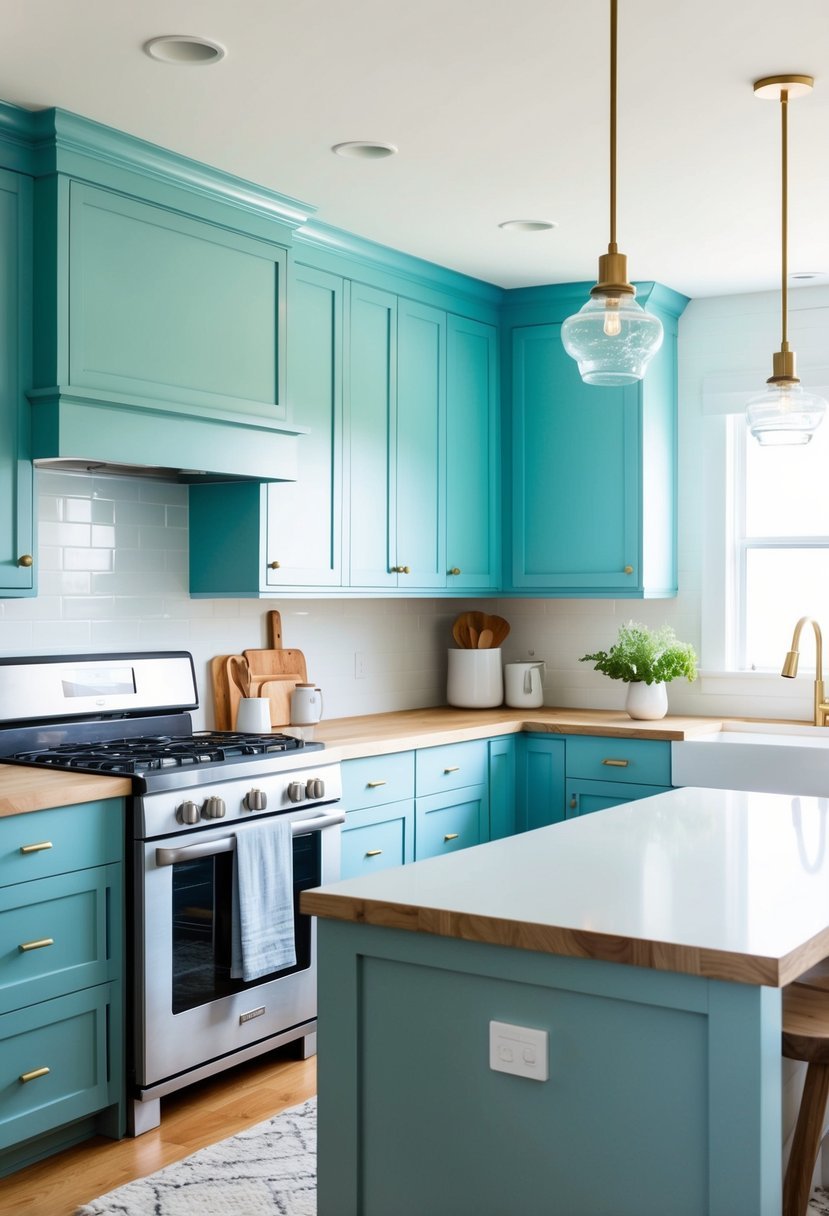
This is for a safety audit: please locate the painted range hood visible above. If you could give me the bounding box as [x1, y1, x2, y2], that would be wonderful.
[29, 387, 307, 483]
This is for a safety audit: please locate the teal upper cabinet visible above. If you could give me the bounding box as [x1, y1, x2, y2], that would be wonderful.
[446, 315, 500, 590]
[0, 168, 34, 596]
[503, 282, 687, 598]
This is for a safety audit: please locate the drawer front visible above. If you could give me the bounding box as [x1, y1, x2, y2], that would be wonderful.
[0, 984, 114, 1150]
[0, 799, 123, 887]
[565, 736, 671, 787]
[342, 753, 415, 809]
[565, 778, 671, 818]
[415, 785, 487, 861]
[0, 864, 121, 1016]
[341, 802, 415, 880]
[415, 741, 488, 798]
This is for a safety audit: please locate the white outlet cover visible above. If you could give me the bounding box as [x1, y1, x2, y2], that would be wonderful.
[489, 1020, 549, 1082]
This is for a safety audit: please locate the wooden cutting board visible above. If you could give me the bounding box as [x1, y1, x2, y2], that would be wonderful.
[210, 654, 234, 731]
[260, 677, 300, 727]
[243, 648, 308, 683]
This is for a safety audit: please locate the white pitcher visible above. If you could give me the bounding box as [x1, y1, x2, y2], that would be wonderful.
[290, 683, 324, 725]
[503, 661, 545, 708]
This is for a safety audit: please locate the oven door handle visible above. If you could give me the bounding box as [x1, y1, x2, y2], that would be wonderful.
[154, 809, 345, 868]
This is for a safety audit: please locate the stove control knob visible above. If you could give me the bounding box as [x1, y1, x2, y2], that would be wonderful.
[244, 788, 267, 812]
[287, 781, 306, 803]
[202, 796, 227, 820]
[175, 800, 201, 825]
[306, 778, 324, 800]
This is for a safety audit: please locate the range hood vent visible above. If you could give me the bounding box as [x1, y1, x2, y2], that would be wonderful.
[29, 388, 306, 484]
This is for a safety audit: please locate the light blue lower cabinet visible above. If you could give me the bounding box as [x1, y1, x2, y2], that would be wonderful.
[515, 734, 566, 831]
[317, 921, 781, 1216]
[565, 778, 673, 818]
[340, 802, 415, 880]
[414, 785, 488, 861]
[487, 736, 516, 840]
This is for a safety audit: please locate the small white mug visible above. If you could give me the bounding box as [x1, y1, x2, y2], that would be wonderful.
[235, 697, 272, 733]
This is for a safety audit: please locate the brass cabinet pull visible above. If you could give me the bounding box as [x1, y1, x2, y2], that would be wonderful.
[391, 565, 411, 574]
[19, 938, 54, 953]
[268, 560, 281, 569]
[365, 849, 383, 858]
[18, 554, 34, 568]
[20, 841, 53, 854]
[366, 780, 387, 789]
[602, 758, 629, 768]
[623, 565, 634, 575]
[444, 766, 460, 774]
[448, 567, 461, 576]
[444, 833, 459, 842]
[20, 1066, 50, 1084]
[569, 797, 577, 810]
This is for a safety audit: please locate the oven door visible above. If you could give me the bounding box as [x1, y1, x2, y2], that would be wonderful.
[134, 804, 342, 1091]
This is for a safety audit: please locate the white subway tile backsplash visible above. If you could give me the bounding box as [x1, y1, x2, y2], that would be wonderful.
[39, 521, 91, 548]
[120, 501, 166, 527]
[91, 525, 116, 548]
[64, 547, 113, 572]
[65, 497, 92, 523]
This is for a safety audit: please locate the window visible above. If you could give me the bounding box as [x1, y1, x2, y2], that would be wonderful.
[732, 414, 829, 671]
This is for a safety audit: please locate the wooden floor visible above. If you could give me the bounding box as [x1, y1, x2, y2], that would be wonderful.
[2, 1047, 317, 1216]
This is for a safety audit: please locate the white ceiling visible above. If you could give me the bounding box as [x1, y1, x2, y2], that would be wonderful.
[4, 0, 829, 298]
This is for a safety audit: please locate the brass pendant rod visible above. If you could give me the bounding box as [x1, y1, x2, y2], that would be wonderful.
[781, 88, 789, 349]
[609, 0, 618, 252]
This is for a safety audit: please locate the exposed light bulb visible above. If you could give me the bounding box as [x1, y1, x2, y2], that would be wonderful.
[603, 300, 622, 337]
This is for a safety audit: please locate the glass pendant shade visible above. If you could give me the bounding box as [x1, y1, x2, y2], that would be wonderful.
[746, 382, 827, 445]
[560, 291, 664, 387]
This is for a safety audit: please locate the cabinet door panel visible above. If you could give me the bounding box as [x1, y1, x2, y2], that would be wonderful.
[396, 300, 445, 589]
[0, 168, 34, 594]
[446, 315, 499, 589]
[348, 283, 397, 587]
[341, 801, 415, 879]
[488, 736, 516, 840]
[516, 734, 565, 831]
[512, 324, 640, 590]
[69, 183, 287, 420]
[565, 778, 670, 817]
[265, 263, 343, 586]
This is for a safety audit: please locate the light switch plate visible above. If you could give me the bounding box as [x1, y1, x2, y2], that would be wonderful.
[489, 1020, 549, 1082]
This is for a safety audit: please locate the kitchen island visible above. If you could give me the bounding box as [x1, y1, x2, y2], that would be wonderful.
[303, 786, 829, 1216]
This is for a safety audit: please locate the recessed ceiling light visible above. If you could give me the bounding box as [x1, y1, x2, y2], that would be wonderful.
[143, 36, 226, 66]
[498, 219, 558, 233]
[332, 141, 398, 160]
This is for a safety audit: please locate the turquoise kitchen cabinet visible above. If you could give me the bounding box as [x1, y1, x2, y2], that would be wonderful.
[340, 752, 415, 880]
[565, 778, 671, 817]
[504, 282, 687, 597]
[446, 315, 500, 590]
[415, 784, 488, 860]
[515, 734, 566, 831]
[189, 263, 344, 594]
[0, 798, 124, 1177]
[0, 167, 34, 596]
[488, 735, 516, 840]
[564, 734, 672, 816]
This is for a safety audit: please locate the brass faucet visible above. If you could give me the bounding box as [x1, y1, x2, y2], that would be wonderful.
[781, 616, 829, 725]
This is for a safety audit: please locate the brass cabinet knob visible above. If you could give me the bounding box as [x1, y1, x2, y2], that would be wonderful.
[365, 849, 383, 858]
[444, 833, 460, 842]
[448, 567, 461, 576]
[623, 565, 634, 575]
[20, 1066, 50, 1084]
[391, 565, 411, 574]
[569, 796, 578, 810]
[18, 554, 33, 568]
[268, 560, 281, 570]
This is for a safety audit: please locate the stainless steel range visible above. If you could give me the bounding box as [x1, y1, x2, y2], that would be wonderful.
[0, 651, 343, 1135]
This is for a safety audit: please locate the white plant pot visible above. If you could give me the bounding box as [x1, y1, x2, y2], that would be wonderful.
[624, 680, 668, 721]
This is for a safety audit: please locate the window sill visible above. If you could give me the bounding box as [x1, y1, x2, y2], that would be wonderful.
[698, 669, 816, 699]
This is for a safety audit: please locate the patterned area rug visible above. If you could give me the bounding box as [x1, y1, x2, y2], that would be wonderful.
[76, 1098, 316, 1216]
[811, 1188, 829, 1214]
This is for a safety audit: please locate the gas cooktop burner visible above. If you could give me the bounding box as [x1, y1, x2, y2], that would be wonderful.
[12, 730, 307, 774]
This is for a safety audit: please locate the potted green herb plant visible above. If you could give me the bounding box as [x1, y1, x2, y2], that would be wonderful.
[579, 622, 698, 720]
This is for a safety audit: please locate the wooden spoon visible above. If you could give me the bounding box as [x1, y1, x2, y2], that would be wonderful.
[467, 625, 479, 649]
[485, 615, 511, 647]
[228, 655, 251, 699]
[477, 628, 494, 649]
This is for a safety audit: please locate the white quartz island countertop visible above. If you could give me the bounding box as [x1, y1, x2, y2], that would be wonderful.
[304, 785, 829, 988]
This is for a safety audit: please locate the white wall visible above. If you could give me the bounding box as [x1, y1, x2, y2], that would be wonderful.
[1, 286, 827, 728]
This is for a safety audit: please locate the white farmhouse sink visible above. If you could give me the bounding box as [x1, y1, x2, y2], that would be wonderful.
[672, 721, 829, 796]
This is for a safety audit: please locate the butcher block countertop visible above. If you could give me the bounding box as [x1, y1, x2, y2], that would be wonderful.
[304, 786, 829, 987]
[310, 706, 724, 761]
[0, 764, 131, 818]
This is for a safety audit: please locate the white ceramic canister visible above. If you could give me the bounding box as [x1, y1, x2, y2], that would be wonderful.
[291, 683, 324, 726]
[446, 648, 503, 709]
[503, 661, 545, 709]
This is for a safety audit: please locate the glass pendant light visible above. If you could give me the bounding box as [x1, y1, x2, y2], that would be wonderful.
[746, 76, 826, 444]
[561, 0, 663, 387]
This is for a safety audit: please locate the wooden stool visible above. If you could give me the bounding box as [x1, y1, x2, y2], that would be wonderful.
[783, 965, 829, 1216]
